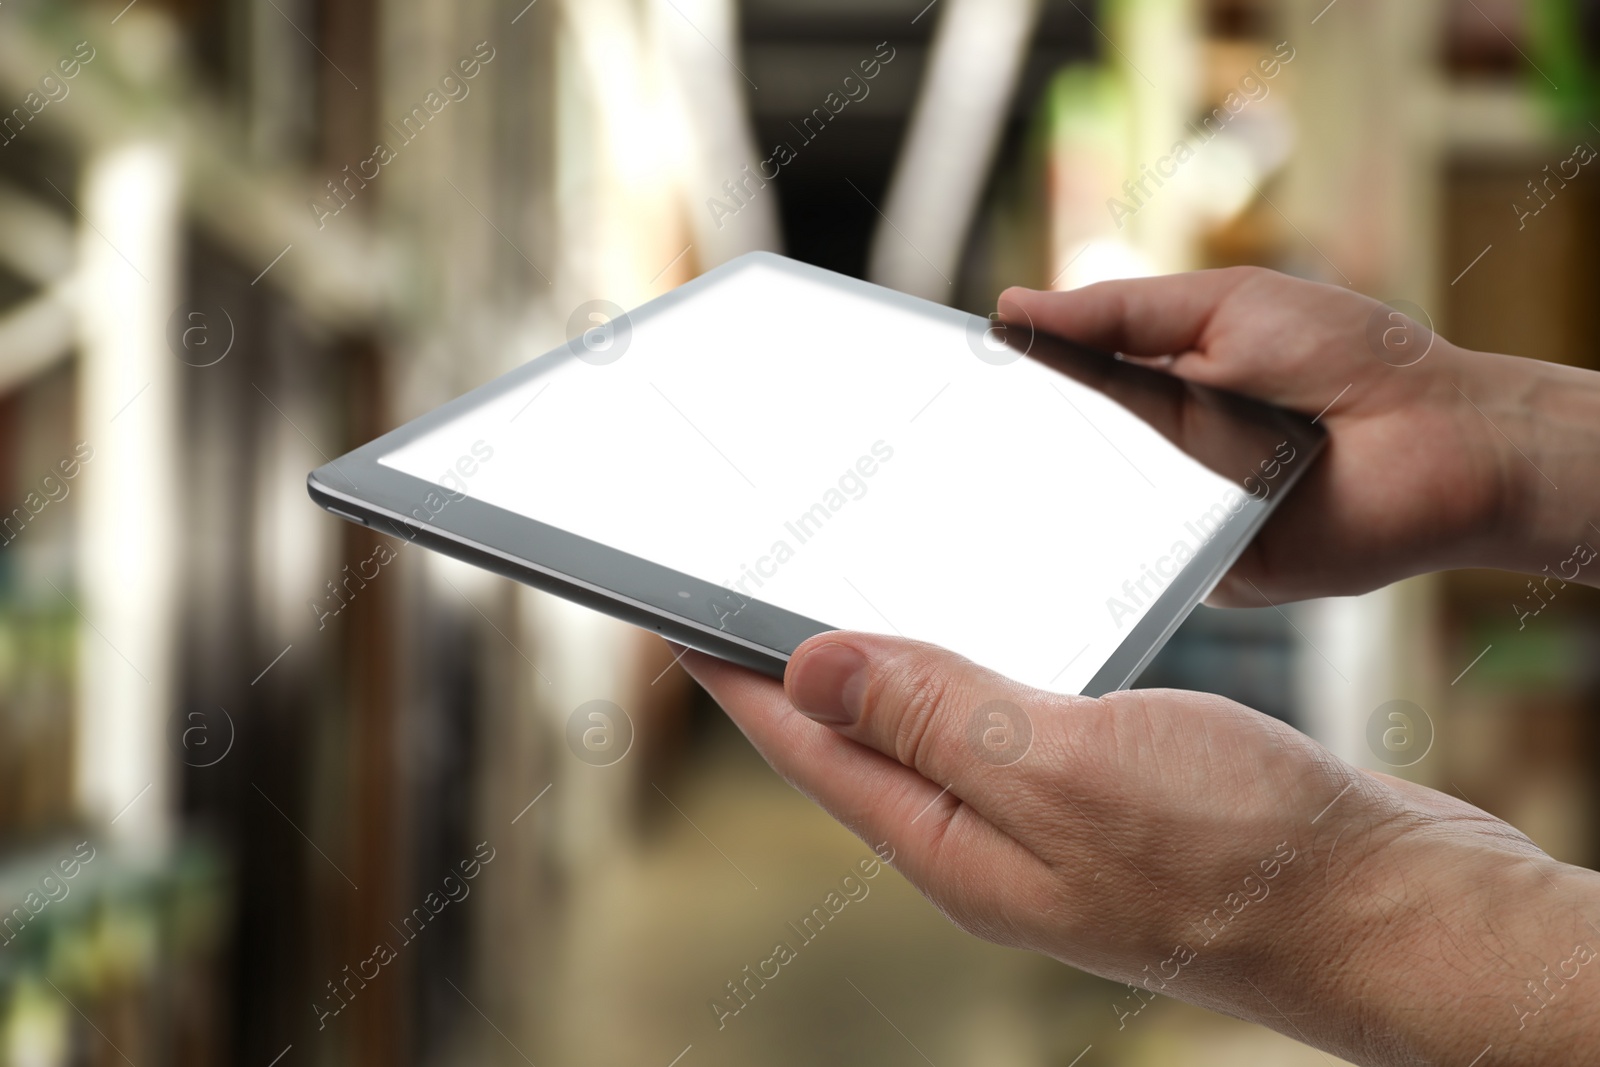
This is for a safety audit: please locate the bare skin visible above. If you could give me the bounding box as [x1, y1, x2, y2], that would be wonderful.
[999, 267, 1600, 603]
[681, 268, 1600, 1066]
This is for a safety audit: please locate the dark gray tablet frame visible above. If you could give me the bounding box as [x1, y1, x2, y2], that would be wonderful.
[308, 252, 1325, 697]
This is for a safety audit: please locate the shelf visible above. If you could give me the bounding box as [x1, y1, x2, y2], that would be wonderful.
[1440, 79, 1564, 157]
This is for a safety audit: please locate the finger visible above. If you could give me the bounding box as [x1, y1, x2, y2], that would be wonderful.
[782, 632, 1064, 831]
[680, 650, 1043, 890]
[1020, 320, 1298, 489]
[999, 269, 1248, 358]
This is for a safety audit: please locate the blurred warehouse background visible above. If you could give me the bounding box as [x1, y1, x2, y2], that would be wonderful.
[0, 0, 1598, 1064]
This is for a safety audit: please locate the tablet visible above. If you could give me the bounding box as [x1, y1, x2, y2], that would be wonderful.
[308, 252, 1324, 697]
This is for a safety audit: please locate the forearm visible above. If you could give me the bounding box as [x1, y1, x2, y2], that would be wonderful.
[1246, 812, 1600, 1066]
[1460, 348, 1600, 588]
[1345, 846, 1600, 1064]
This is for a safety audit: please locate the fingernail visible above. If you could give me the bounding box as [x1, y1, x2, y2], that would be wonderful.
[1116, 351, 1174, 367]
[788, 642, 869, 725]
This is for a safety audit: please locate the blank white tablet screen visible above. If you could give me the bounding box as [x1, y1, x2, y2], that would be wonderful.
[380, 256, 1244, 694]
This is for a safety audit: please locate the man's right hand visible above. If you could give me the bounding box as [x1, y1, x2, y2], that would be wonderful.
[999, 267, 1600, 605]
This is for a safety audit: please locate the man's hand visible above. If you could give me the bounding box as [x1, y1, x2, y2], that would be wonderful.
[1000, 268, 1600, 603]
[683, 631, 1600, 1066]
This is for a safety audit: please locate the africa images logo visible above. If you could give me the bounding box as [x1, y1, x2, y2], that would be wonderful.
[1105, 442, 1296, 628]
[704, 42, 897, 230]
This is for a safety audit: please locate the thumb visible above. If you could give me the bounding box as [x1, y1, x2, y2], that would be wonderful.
[784, 632, 1047, 812]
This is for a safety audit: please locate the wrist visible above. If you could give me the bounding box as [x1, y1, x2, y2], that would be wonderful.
[1454, 348, 1600, 584]
[1305, 810, 1600, 1065]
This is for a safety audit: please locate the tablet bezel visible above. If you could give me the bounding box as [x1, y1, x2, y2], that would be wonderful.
[308, 252, 1325, 697]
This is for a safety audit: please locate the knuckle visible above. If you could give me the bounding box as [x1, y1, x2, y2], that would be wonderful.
[874, 652, 957, 773]
[1055, 690, 1133, 750]
[1227, 263, 1277, 286]
[1034, 691, 1158, 799]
